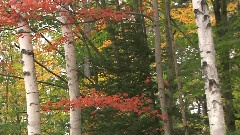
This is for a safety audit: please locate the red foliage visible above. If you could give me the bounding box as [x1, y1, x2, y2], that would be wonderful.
[40, 89, 163, 119]
[0, 1, 134, 27]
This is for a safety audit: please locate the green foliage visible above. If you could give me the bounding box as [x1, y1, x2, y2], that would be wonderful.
[227, 129, 240, 135]
[82, 107, 161, 135]
[97, 17, 153, 96]
[0, 0, 239, 134]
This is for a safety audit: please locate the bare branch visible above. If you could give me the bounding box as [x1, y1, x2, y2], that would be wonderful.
[0, 73, 68, 89]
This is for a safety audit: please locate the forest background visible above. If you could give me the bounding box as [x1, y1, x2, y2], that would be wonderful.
[0, 0, 239, 135]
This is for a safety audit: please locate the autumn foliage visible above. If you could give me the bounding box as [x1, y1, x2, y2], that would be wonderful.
[41, 89, 163, 119]
[0, 0, 132, 27]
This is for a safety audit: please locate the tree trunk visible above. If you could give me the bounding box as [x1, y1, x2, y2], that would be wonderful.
[152, 0, 171, 134]
[212, 0, 236, 131]
[202, 99, 208, 117]
[164, 0, 176, 134]
[60, 8, 81, 135]
[192, 0, 226, 134]
[83, 48, 91, 79]
[17, 21, 41, 135]
[164, 0, 189, 134]
[83, 0, 91, 79]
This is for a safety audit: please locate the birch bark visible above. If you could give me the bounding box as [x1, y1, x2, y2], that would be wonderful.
[212, 0, 235, 131]
[59, 8, 81, 135]
[17, 21, 41, 135]
[13, 1, 41, 134]
[192, 0, 226, 134]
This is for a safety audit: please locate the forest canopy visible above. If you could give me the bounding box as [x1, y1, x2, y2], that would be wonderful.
[0, 0, 239, 135]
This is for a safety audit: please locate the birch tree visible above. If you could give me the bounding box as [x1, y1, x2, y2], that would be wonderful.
[10, 1, 42, 134]
[152, 0, 171, 134]
[17, 23, 41, 135]
[192, 0, 226, 134]
[212, 0, 235, 131]
[15, 9, 41, 135]
[59, 5, 81, 135]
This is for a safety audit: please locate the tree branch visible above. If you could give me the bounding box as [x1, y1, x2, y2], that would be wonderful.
[29, 27, 65, 58]
[14, 43, 68, 84]
[74, 27, 107, 62]
[0, 73, 68, 89]
[171, 18, 196, 46]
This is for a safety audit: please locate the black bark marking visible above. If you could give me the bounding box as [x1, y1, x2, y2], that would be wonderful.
[206, 51, 211, 53]
[209, 79, 219, 92]
[29, 103, 37, 106]
[26, 92, 38, 95]
[206, 22, 211, 28]
[201, 61, 208, 81]
[203, 14, 209, 21]
[30, 131, 40, 135]
[22, 60, 25, 66]
[194, 9, 203, 14]
[200, 0, 208, 11]
[202, 61, 207, 68]
[29, 102, 39, 107]
[23, 71, 31, 76]
[212, 100, 221, 109]
[17, 29, 25, 34]
[209, 79, 216, 86]
[193, 9, 204, 18]
[21, 49, 34, 56]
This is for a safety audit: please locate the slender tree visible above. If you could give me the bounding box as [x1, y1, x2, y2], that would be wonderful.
[164, 0, 176, 134]
[15, 8, 41, 135]
[192, 0, 226, 134]
[59, 5, 81, 135]
[164, 0, 189, 134]
[152, 0, 171, 134]
[83, 0, 91, 79]
[212, 0, 236, 131]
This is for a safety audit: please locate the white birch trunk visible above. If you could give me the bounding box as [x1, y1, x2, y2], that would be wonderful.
[152, 0, 171, 134]
[60, 11, 81, 135]
[17, 22, 41, 135]
[192, 0, 226, 134]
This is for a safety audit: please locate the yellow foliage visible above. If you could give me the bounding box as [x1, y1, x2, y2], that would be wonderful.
[98, 40, 112, 51]
[161, 42, 166, 48]
[103, 40, 112, 46]
[171, 3, 195, 24]
[227, 1, 238, 15]
[95, 21, 107, 30]
[187, 29, 197, 34]
[175, 32, 184, 38]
